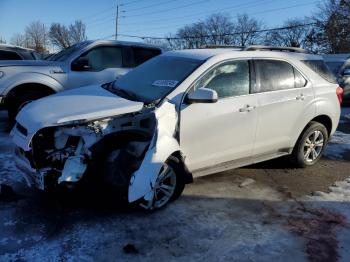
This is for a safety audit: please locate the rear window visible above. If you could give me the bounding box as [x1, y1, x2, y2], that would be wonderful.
[132, 47, 161, 66]
[302, 60, 337, 83]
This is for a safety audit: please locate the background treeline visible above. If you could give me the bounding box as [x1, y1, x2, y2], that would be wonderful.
[1, 0, 349, 54]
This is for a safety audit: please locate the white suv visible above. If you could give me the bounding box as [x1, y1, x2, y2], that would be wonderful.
[11, 46, 342, 210]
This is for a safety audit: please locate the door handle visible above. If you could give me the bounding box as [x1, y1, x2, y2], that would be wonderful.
[296, 94, 305, 101]
[239, 105, 256, 113]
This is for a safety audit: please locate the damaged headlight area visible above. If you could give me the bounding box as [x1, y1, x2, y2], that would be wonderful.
[17, 111, 157, 191]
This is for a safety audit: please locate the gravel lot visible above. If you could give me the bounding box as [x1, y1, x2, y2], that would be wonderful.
[0, 108, 350, 262]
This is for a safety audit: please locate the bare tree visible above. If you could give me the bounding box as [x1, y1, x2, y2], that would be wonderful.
[264, 18, 312, 48]
[311, 0, 350, 53]
[25, 21, 48, 52]
[233, 14, 264, 46]
[49, 20, 87, 50]
[69, 20, 87, 43]
[10, 33, 29, 47]
[49, 23, 71, 49]
[0, 36, 6, 44]
[173, 13, 236, 49]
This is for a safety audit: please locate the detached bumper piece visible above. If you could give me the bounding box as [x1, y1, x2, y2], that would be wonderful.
[14, 147, 60, 190]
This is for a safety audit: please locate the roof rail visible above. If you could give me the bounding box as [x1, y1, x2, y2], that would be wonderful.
[200, 45, 244, 50]
[244, 45, 308, 54]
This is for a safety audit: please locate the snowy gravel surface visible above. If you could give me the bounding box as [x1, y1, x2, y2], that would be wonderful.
[0, 108, 350, 262]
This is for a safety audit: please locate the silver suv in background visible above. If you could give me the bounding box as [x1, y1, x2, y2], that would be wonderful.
[323, 54, 350, 104]
[0, 40, 162, 120]
[0, 44, 42, 60]
[12, 46, 342, 210]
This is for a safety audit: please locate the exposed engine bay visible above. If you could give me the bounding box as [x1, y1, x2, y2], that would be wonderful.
[12, 101, 192, 204]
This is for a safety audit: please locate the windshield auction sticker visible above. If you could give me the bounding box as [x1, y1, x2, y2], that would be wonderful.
[152, 80, 179, 88]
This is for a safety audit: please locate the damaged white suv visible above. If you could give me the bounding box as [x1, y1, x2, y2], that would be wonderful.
[11, 46, 342, 210]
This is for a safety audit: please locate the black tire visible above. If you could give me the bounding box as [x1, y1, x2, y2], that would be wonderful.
[138, 156, 185, 210]
[7, 90, 51, 122]
[291, 121, 329, 168]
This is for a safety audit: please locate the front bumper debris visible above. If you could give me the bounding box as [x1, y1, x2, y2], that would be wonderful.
[14, 147, 45, 190]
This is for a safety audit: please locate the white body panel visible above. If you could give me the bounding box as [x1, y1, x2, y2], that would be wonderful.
[180, 95, 258, 172]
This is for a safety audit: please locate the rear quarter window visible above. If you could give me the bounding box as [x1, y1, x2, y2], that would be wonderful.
[302, 60, 337, 84]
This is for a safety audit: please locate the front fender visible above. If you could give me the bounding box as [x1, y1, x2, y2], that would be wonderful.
[128, 102, 180, 203]
[2, 72, 65, 96]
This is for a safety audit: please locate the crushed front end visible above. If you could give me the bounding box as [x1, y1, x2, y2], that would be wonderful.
[11, 110, 156, 192]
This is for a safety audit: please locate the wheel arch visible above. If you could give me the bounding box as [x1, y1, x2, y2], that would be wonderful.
[292, 114, 333, 150]
[4, 83, 57, 106]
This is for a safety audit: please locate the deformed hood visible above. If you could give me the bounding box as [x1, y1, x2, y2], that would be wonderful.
[16, 85, 144, 134]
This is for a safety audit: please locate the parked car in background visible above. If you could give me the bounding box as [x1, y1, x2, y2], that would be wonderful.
[0, 40, 162, 120]
[0, 44, 42, 60]
[323, 54, 349, 76]
[337, 58, 350, 104]
[11, 46, 342, 210]
[323, 54, 350, 104]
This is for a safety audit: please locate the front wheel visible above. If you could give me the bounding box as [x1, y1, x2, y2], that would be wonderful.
[139, 157, 185, 210]
[291, 121, 328, 168]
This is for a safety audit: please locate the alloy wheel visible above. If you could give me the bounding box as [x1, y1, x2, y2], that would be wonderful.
[303, 130, 324, 163]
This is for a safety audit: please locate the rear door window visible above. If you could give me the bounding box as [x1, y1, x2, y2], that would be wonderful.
[132, 47, 161, 66]
[0, 50, 22, 60]
[255, 60, 294, 92]
[254, 60, 306, 93]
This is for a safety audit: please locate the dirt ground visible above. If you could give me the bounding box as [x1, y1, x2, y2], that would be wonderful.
[0, 108, 350, 262]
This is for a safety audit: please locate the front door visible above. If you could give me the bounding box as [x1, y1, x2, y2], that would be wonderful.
[180, 60, 258, 173]
[68, 46, 129, 89]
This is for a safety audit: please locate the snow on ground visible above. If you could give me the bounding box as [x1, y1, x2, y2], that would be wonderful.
[324, 131, 350, 160]
[0, 113, 23, 187]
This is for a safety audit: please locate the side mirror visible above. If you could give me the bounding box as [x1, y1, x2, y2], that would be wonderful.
[186, 88, 218, 104]
[71, 57, 91, 71]
[342, 68, 350, 76]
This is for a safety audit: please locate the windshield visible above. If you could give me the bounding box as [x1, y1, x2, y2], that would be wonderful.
[46, 41, 90, 61]
[112, 55, 202, 103]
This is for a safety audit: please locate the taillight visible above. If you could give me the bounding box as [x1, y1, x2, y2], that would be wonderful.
[336, 86, 344, 105]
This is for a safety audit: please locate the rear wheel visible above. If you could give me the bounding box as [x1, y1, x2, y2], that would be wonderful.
[139, 156, 185, 210]
[291, 121, 328, 167]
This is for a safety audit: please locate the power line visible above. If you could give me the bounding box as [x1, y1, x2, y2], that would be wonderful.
[125, 0, 209, 17]
[119, 1, 317, 34]
[125, 0, 180, 12]
[117, 22, 318, 40]
[119, 0, 277, 26]
[122, 0, 147, 6]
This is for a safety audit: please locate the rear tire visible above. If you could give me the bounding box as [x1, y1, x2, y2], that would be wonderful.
[291, 121, 328, 168]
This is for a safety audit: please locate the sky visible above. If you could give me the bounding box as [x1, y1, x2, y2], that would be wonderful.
[0, 0, 321, 44]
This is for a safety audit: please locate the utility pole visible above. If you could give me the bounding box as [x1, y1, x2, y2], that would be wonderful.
[115, 4, 119, 40]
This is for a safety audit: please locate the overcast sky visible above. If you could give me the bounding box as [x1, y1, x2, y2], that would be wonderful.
[0, 0, 321, 43]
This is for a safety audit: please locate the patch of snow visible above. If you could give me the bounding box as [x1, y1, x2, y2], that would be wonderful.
[324, 131, 350, 160]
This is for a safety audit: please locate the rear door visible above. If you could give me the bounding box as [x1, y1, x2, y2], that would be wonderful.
[252, 59, 315, 159]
